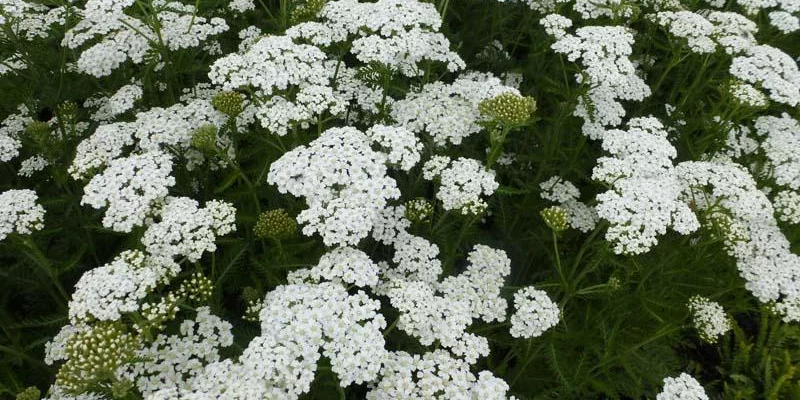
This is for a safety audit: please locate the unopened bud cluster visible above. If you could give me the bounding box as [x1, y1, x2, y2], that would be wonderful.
[291, 0, 327, 23]
[479, 92, 536, 127]
[190, 124, 219, 154]
[253, 209, 297, 240]
[404, 198, 433, 224]
[212, 91, 244, 117]
[541, 206, 569, 232]
[15, 386, 40, 400]
[176, 272, 213, 304]
[56, 322, 137, 394]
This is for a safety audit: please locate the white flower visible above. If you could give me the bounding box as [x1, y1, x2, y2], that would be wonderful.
[68, 251, 180, 322]
[730, 45, 800, 107]
[593, 117, 699, 254]
[85, 83, 143, 122]
[754, 113, 800, 190]
[0, 105, 32, 162]
[0, 189, 45, 241]
[392, 72, 519, 146]
[288, 247, 381, 288]
[267, 126, 401, 246]
[365, 125, 423, 171]
[118, 307, 233, 397]
[657, 373, 709, 400]
[652, 11, 716, 54]
[18, 155, 49, 177]
[81, 151, 176, 233]
[687, 296, 731, 343]
[509, 286, 560, 338]
[774, 190, 800, 224]
[142, 197, 237, 262]
[438, 245, 511, 323]
[423, 157, 499, 215]
[769, 10, 800, 33]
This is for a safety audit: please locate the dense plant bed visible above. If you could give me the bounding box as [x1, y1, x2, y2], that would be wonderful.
[1, 0, 799, 398]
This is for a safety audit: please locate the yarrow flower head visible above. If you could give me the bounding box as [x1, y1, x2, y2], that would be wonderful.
[0, 189, 45, 242]
[687, 295, 731, 343]
[656, 373, 709, 400]
[510, 286, 560, 338]
[211, 90, 244, 117]
[253, 209, 297, 240]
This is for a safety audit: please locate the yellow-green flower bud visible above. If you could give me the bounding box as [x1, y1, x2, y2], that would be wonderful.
[291, 0, 327, 23]
[541, 206, 569, 232]
[404, 198, 434, 224]
[15, 387, 40, 400]
[191, 124, 218, 154]
[479, 92, 536, 127]
[212, 91, 244, 117]
[25, 121, 50, 144]
[56, 322, 137, 395]
[177, 272, 213, 305]
[253, 209, 297, 240]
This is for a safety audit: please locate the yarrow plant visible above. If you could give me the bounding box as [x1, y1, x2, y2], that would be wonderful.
[1, 0, 800, 398]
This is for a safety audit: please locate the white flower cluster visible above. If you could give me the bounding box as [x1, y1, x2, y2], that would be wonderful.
[539, 176, 598, 232]
[80, 151, 176, 233]
[119, 307, 233, 397]
[721, 120, 759, 158]
[769, 10, 800, 33]
[704, 11, 759, 55]
[70, 98, 228, 179]
[142, 197, 237, 262]
[730, 45, 800, 107]
[367, 350, 513, 399]
[652, 11, 716, 54]
[551, 26, 651, 139]
[68, 250, 180, 322]
[209, 35, 343, 136]
[575, 0, 635, 20]
[0, 0, 67, 40]
[364, 124, 423, 171]
[18, 155, 48, 177]
[0, 104, 32, 162]
[268, 126, 401, 246]
[656, 373, 709, 400]
[438, 244, 512, 323]
[753, 113, 800, 190]
[687, 295, 731, 343]
[0, 53, 26, 77]
[593, 117, 699, 254]
[774, 190, 800, 224]
[289, 0, 465, 76]
[84, 83, 143, 122]
[228, 0, 255, 13]
[288, 247, 381, 287]
[154, 283, 387, 398]
[422, 156, 499, 215]
[728, 81, 769, 108]
[0, 189, 45, 241]
[540, 14, 573, 39]
[392, 72, 519, 146]
[509, 286, 560, 338]
[676, 160, 800, 321]
[384, 233, 443, 286]
[64, 0, 228, 77]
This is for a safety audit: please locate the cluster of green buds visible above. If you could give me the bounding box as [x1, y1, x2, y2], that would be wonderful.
[55, 322, 138, 395]
[15, 386, 40, 400]
[404, 198, 434, 224]
[25, 120, 51, 148]
[57, 101, 78, 126]
[541, 206, 569, 232]
[176, 272, 214, 305]
[253, 209, 297, 240]
[212, 91, 244, 118]
[290, 0, 327, 23]
[190, 124, 219, 155]
[479, 92, 536, 128]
